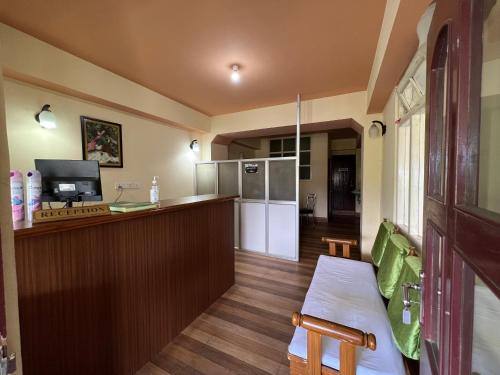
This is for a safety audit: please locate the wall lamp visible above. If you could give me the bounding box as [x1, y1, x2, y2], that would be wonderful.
[35, 104, 57, 129]
[190, 140, 200, 152]
[368, 121, 386, 138]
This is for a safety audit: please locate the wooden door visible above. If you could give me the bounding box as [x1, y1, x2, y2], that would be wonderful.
[329, 155, 356, 215]
[422, 1, 500, 374]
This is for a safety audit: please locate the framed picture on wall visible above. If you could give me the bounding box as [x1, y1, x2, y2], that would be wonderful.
[81, 116, 123, 168]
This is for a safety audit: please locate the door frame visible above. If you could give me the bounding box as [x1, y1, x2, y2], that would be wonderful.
[328, 154, 357, 219]
[422, 0, 500, 374]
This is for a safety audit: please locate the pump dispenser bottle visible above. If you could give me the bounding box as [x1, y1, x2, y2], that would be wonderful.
[150, 176, 160, 204]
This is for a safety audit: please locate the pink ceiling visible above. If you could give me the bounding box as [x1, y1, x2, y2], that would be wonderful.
[0, 0, 386, 115]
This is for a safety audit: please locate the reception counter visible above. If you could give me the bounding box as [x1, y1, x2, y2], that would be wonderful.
[14, 194, 236, 375]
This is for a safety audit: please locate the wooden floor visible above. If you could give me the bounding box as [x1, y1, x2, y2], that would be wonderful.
[137, 217, 360, 375]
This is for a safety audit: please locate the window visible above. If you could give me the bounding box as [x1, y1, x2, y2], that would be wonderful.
[269, 137, 311, 180]
[396, 51, 426, 240]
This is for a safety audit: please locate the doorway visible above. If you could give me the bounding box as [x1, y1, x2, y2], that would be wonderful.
[328, 154, 356, 218]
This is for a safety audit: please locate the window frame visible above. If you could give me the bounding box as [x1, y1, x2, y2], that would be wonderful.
[269, 136, 311, 181]
[395, 46, 427, 245]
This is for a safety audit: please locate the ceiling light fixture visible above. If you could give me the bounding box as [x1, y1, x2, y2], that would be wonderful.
[35, 104, 57, 129]
[230, 64, 240, 83]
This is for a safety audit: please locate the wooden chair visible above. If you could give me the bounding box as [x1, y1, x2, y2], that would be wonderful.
[289, 312, 376, 375]
[321, 237, 358, 259]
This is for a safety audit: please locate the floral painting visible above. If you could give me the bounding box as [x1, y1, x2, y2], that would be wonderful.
[81, 116, 123, 168]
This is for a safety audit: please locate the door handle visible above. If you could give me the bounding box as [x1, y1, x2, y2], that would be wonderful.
[401, 278, 422, 325]
[0, 336, 16, 375]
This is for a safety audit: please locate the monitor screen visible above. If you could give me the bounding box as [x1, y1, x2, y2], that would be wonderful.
[35, 159, 103, 204]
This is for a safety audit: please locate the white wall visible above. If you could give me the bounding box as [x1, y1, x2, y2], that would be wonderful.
[0, 46, 23, 374]
[5, 79, 198, 204]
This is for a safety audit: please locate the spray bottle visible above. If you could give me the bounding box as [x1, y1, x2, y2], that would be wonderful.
[10, 170, 24, 222]
[26, 170, 42, 221]
[150, 176, 160, 204]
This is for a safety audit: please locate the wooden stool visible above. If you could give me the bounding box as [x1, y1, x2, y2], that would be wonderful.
[321, 237, 358, 259]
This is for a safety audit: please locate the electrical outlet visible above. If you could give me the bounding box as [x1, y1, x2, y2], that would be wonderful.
[115, 182, 141, 190]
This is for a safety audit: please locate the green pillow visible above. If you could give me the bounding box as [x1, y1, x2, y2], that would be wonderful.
[371, 221, 396, 267]
[388, 256, 422, 359]
[377, 234, 411, 298]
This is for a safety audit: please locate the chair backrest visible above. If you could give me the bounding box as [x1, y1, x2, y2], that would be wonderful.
[306, 193, 317, 210]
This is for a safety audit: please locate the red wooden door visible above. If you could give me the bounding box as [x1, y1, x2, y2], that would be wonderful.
[422, 0, 500, 374]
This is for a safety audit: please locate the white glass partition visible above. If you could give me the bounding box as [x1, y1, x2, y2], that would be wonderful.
[195, 157, 298, 261]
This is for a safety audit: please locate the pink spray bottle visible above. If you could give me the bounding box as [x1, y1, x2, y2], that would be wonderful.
[10, 170, 25, 222]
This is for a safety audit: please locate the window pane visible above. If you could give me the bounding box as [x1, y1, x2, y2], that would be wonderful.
[299, 166, 310, 180]
[269, 160, 296, 201]
[478, 0, 500, 215]
[300, 151, 310, 165]
[413, 61, 426, 95]
[471, 275, 500, 374]
[269, 153, 281, 158]
[300, 137, 311, 150]
[270, 139, 282, 153]
[283, 152, 296, 157]
[402, 81, 422, 110]
[428, 29, 448, 200]
[283, 138, 296, 152]
[397, 121, 411, 227]
[409, 110, 425, 237]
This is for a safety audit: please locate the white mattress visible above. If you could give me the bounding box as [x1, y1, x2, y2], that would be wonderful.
[288, 255, 405, 375]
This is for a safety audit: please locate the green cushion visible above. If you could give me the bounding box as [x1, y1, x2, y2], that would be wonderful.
[377, 234, 411, 298]
[388, 256, 422, 360]
[371, 221, 396, 266]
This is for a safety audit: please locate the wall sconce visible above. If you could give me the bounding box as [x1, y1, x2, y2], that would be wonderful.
[190, 140, 200, 152]
[368, 121, 386, 138]
[35, 104, 57, 129]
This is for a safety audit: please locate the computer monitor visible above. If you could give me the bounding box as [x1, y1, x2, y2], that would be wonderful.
[35, 159, 103, 207]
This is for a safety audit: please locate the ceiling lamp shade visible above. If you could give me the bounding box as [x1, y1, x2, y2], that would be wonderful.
[230, 64, 240, 83]
[190, 139, 200, 152]
[35, 104, 57, 129]
[369, 121, 387, 138]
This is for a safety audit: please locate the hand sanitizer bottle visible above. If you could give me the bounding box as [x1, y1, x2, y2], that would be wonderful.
[150, 176, 160, 204]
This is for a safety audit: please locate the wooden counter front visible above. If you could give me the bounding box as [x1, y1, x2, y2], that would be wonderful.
[14, 195, 236, 375]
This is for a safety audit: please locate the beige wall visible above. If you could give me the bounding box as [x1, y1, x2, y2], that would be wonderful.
[0, 46, 23, 374]
[206, 91, 384, 259]
[227, 143, 256, 160]
[381, 90, 398, 221]
[0, 23, 210, 133]
[301, 133, 328, 219]
[211, 143, 228, 160]
[5, 79, 199, 204]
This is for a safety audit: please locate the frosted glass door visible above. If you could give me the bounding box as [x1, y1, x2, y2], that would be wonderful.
[268, 204, 296, 258]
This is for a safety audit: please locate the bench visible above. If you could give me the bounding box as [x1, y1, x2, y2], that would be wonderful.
[288, 222, 420, 375]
